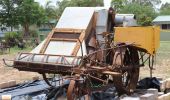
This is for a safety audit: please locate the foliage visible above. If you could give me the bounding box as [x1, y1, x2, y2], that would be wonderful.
[45, 1, 57, 20]
[29, 29, 38, 38]
[0, 0, 20, 30]
[4, 32, 23, 46]
[160, 3, 170, 15]
[111, 0, 161, 10]
[119, 3, 157, 26]
[111, 0, 127, 12]
[56, 0, 104, 19]
[17, 0, 46, 36]
[111, 0, 160, 26]
[44, 1, 58, 28]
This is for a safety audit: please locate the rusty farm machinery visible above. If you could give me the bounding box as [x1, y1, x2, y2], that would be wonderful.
[4, 7, 160, 99]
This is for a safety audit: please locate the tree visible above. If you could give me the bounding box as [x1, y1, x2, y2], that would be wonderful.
[0, 0, 20, 31]
[160, 3, 170, 15]
[111, 0, 160, 26]
[111, 0, 161, 10]
[45, 1, 57, 20]
[56, 0, 104, 18]
[17, 0, 46, 36]
[44, 1, 58, 28]
[111, 0, 127, 12]
[120, 3, 157, 26]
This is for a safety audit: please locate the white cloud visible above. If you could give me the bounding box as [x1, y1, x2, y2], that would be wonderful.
[161, 0, 170, 4]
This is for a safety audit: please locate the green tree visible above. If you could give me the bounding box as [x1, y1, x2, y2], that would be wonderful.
[111, 0, 127, 12]
[45, 1, 57, 19]
[111, 0, 160, 26]
[44, 1, 57, 28]
[111, 0, 161, 10]
[120, 3, 157, 26]
[0, 0, 20, 31]
[56, 0, 104, 18]
[160, 3, 170, 15]
[17, 0, 46, 36]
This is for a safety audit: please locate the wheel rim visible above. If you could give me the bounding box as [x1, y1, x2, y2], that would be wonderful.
[112, 46, 139, 94]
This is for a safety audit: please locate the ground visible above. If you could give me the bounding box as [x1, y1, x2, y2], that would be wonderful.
[0, 47, 41, 83]
[0, 41, 169, 84]
[140, 41, 170, 80]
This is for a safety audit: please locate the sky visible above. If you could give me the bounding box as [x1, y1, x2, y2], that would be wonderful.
[161, 0, 170, 4]
[35, 0, 170, 7]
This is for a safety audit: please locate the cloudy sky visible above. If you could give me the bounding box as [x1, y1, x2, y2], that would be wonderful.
[35, 0, 170, 7]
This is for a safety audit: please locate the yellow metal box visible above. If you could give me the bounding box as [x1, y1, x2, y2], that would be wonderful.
[114, 26, 160, 55]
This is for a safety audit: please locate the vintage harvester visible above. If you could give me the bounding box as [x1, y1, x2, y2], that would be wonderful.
[5, 7, 160, 99]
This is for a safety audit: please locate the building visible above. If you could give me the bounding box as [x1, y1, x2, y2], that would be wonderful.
[152, 16, 170, 30]
[153, 16, 170, 41]
[0, 25, 19, 38]
[38, 19, 57, 41]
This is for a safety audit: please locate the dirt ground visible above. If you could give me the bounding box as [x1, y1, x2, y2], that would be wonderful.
[140, 59, 170, 80]
[0, 53, 41, 84]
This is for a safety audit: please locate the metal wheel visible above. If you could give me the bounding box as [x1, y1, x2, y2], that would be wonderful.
[112, 46, 140, 94]
[67, 80, 84, 100]
[42, 73, 63, 87]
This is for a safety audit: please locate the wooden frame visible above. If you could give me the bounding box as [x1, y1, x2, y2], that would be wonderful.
[39, 13, 95, 56]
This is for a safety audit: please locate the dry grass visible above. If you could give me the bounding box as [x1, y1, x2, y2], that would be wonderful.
[140, 41, 170, 80]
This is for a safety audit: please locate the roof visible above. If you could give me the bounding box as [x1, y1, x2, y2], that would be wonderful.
[153, 16, 170, 24]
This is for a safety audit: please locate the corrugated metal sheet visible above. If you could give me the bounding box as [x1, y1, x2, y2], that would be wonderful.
[95, 9, 108, 48]
[115, 14, 135, 23]
[56, 7, 95, 29]
[153, 16, 170, 24]
[44, 41, 76, 55]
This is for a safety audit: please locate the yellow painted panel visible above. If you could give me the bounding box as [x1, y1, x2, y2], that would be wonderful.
[114, 26, 160, 55]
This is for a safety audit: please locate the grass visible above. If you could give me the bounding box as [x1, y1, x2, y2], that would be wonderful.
[156, 41, 170, 64]
[9, 46, 32, 54]
[0, 46, 32, 55]
[140, 41, 170, 79]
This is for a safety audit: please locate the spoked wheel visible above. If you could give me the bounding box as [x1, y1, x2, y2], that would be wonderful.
[67, 80, 85, 100]
[67, 79, 90, 100]
[42, 73, 63, 87]
[112, 46, 140, 95]
[67, 80, 77, 100]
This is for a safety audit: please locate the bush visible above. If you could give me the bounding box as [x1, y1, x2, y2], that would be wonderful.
[29, 29, 38, 38]
[4, 32, 23, 47]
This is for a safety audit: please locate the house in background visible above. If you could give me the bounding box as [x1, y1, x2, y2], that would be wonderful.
[153, 15, 170, 41]
[153, 16, 170, 30]
[38, 19, 57, 41]
[0, 25, 19, 39]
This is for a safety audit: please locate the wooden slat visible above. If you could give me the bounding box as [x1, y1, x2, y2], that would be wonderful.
[54, 28, 82, 33]
[71, 31, 86, 56]
[90, 66, 106, 70]
[50, 38, 77, 42]
[102, 71, 121, 76]
[39, 29, 55, 53]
